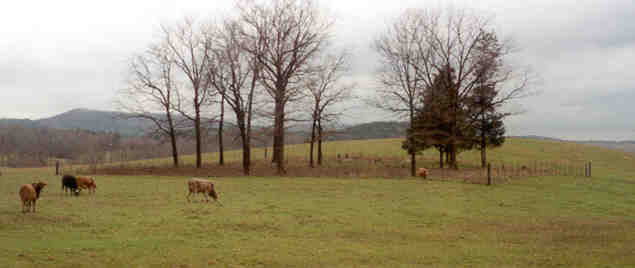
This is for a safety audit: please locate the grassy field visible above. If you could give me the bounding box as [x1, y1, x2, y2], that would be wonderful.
[1, 138, 634, 267]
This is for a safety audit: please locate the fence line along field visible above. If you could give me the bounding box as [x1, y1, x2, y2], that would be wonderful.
[73, 138, 624, 184]
[1, 138, 634, 267]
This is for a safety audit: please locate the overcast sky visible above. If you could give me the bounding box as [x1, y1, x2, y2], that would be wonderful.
[1, 0, 633, 140]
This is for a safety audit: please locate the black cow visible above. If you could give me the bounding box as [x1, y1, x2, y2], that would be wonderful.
[62, 175, 80, 196]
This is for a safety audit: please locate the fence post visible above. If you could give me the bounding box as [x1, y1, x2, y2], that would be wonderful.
[588, 162, 592, 177]
[55, 161, 60, 175]
[487, 163, 492, 186]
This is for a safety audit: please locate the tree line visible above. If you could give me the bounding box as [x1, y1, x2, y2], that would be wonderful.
[118, 0, 354, 175]
[0, 124, 121, 167]
[373, 8, 531, 172]
[114, 1, 531, 175]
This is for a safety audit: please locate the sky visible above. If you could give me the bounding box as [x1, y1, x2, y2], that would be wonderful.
[1, 0, 634, 140]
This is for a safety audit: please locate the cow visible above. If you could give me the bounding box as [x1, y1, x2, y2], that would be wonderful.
[418, 167, 428, 179]
[76, 176, 97, 194]
[19, 182, 47, 213]
[187, 178, 219, 204]
[62, 175, 80, 196]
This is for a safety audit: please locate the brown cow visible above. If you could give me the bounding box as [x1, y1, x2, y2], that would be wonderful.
[76, 176, 97, 194]
[19, 182, 47, 213]
[418, 168, 428, 179]
[187, 178, 219, 203]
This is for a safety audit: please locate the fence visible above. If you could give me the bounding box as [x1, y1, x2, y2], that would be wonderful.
[72, 151, 593, 186]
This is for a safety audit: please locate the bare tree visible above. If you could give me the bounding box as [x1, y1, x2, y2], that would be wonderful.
[162, 18, 215, 168]
[208, 19, 261, 175]
[238, 0, 332, 174]
[373, 10, 427, 176]
[306, 53, 354, 167]
[118, 43, 183, 167]
[381, 7, 531, 169]
[416, 8, 530, 169]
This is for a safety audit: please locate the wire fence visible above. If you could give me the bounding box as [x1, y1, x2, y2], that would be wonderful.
[57, 151, 594, 186]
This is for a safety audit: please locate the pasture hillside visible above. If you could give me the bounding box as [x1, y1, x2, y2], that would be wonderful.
[97, 138, 635, 180]
[0, 138, 634, 267]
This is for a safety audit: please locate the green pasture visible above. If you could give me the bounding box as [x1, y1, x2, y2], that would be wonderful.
[110, 138, 634, 171]
[1, 138, 634, 267]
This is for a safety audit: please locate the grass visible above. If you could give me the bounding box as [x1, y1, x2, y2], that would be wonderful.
[103, 138, 634, 171]
[1, 138, 634, 267]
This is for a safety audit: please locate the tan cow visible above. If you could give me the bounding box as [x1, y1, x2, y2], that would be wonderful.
[418, 168, 428, 179]
[19, 182, 47, 213]
[76, 176, 97, 194]
[187, 178, 219, 203]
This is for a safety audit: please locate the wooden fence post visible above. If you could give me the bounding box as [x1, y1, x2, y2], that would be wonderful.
[55, 161, 60, 175]
[588, 162, 592, 177]
[487, 163, 492, 186]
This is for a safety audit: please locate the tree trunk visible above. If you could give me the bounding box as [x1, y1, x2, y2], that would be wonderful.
[408, 107, 416, 176]
[169, 130, 179, 168]
[479, 113, 487, 168]
[309, 118, 316, 168]
[480, 130, 487, 168]
[410, 151, 416, 177]
[317, 120, 323, 166]
[244, 73, 257, 176]
[481, 145, 487, 169]
[195, 109, 202, 168]
[242, 137, 250, 175]
[237, 119, 250, 175]
[445, 147, 449, 165]
[218, 95, 225, 166]
[450, 148, 457, 169]
[273, 98, 285, 174]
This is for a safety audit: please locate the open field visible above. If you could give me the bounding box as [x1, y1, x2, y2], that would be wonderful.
[1, 138, 634, 267]
[89, 138, 635, 171]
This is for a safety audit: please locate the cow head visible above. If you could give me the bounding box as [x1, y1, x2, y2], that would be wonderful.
[208, 186, 218, 201]
[32, 182, 47, 198]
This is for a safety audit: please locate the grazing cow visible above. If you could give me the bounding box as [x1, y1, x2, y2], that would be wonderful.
[62, 175, 80, 195]
[187, 178, 219, 203]
[19, 182, 47, 213]
[418, 168, 428, 179]
[76, 176, 97, 194]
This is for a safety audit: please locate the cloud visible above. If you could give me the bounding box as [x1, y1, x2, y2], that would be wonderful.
[1, 0, 634, 140]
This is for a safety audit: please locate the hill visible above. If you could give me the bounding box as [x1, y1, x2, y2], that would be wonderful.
[3, 109, 635, 156]
[576, 140, 635, 153]
[0, 109, 150, 136]
[1, 109, 410, 140]
[330, 121, 408, 141]
[35, 108, 150, 136]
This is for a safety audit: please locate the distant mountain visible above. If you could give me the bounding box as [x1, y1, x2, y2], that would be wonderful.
[35, 108, 150, 136]
[0, 118, 40, 128]
[0, 109, 151, 136]
[576, 140, 635, 154]
[2, 109, 634, 155]
[511, 135, 563, 141]
[329, 121, 408, 141]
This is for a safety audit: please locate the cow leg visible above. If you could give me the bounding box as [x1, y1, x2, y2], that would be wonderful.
[32, 200, 36, 213]
[187, 191, 192, 202]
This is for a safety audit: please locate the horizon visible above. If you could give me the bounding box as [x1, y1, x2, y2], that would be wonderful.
[2, 107, 634, 143]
